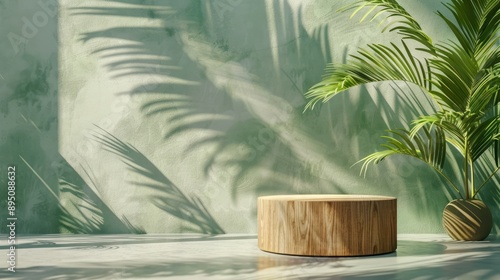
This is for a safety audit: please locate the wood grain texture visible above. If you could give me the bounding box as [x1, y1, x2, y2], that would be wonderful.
[258, 195, 397, 256]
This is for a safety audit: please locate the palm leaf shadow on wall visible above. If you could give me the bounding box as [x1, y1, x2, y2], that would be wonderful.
[92, 127, 225, 234]
[71, 0, 344, 200]
[59, 162, 147, 234]
[0, 52, 144, 233]
[21, 155, 146, 234]
[69, 0, 460, 230]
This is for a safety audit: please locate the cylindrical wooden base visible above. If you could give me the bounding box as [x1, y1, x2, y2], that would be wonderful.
[258, 195, 397, 256]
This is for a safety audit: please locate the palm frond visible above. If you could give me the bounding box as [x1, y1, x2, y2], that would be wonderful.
[359, 125, 464, 195]
[429, 42, 478, 111]
[438, 0, 500, 58]
[429, 42, 499, 113]
[495, 104, 500, 165]
[469, 115, 500, 161]
[341, 0, 434, 50]
[410, 111, 485, 157]
[305, 41, 430, 110]
[359, 126, 446, 176]
[470, 63, 500, 112]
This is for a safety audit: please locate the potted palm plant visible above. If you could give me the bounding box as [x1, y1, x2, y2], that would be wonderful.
[305, 0, 500, 241]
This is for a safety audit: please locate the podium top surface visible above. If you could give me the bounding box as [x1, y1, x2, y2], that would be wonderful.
[258, 194, 396, 201]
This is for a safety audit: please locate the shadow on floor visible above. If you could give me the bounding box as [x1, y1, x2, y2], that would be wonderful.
[1, 235, 499, 279]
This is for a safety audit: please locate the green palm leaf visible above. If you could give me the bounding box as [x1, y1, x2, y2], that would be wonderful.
[429, 42, 478, 111]
[359, 126, 462, 194]
[342, 0, 433, 50]
[305, 40, 430, 110]
[469, 116, 500, 161]
[306, 0, 500, 198]
[438, 0, 500, 58]
[360, 127, 446, 175]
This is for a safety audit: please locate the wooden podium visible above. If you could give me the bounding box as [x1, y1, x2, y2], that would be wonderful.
[258, 195, 397, 256]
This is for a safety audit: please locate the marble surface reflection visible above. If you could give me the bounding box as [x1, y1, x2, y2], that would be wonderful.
[0, 234, 499, 279]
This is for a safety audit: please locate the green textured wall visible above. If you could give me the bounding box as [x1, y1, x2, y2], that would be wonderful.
[1, 0, 60, 233]
[1, 0, 499, 234]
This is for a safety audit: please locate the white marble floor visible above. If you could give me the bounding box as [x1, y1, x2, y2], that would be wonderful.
[1, 234, 499, 280]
